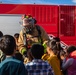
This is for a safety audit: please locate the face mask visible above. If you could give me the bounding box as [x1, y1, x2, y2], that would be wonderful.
[25, 26, 33, 34]
[28, 18, 34, 25]
[22, 18, 34, 26]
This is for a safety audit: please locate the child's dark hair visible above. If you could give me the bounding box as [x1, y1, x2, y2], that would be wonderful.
[0, 35, 16, 55]
[0, 31, 3, 37]
[46, 40, 56, 49]
[30, 44, 44, 59]
[67, 45, 76, 54]
[14, 33, 19, 39]
[15, 51, 24, 61]
[53, 37, 60, 42]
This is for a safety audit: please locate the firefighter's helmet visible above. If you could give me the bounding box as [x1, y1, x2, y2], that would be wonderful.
[21, 14, 37, 24]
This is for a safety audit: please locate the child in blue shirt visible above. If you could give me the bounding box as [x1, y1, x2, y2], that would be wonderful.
[0, 35, 27, 75]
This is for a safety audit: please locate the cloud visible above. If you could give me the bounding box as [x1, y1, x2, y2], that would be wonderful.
[72, 0, 76, 3]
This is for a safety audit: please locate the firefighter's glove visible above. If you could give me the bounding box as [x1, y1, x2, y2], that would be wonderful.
[43, 41, 48, 53]
[21, 48, 27, 57]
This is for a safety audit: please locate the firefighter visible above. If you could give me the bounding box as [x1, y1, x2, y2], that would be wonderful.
[18, 14, 49, 57]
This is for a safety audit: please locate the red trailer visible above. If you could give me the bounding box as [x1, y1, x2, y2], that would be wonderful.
[0, 4, 76, 47]
[59, 5, 76, 46]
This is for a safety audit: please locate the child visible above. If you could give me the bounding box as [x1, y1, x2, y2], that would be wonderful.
[0, 35, 27, 75]
[42, 40, 63, 75]
[62, 45, 76, 75]
[25, 43, 54, 75]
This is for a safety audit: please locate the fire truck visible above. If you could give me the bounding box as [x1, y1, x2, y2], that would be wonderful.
[0, 4, 76, 47]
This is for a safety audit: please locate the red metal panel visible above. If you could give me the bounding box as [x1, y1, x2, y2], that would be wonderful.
[0, 4, 59, 35]
[75, 6, 76, 36]
[59, 5, 76, 45]
[28, 5, 59, 35]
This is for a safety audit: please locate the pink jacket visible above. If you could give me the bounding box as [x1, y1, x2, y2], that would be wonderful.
[67, 59, 76, 75]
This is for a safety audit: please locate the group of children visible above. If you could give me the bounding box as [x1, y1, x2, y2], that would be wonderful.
[0, 31, 76, 75]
